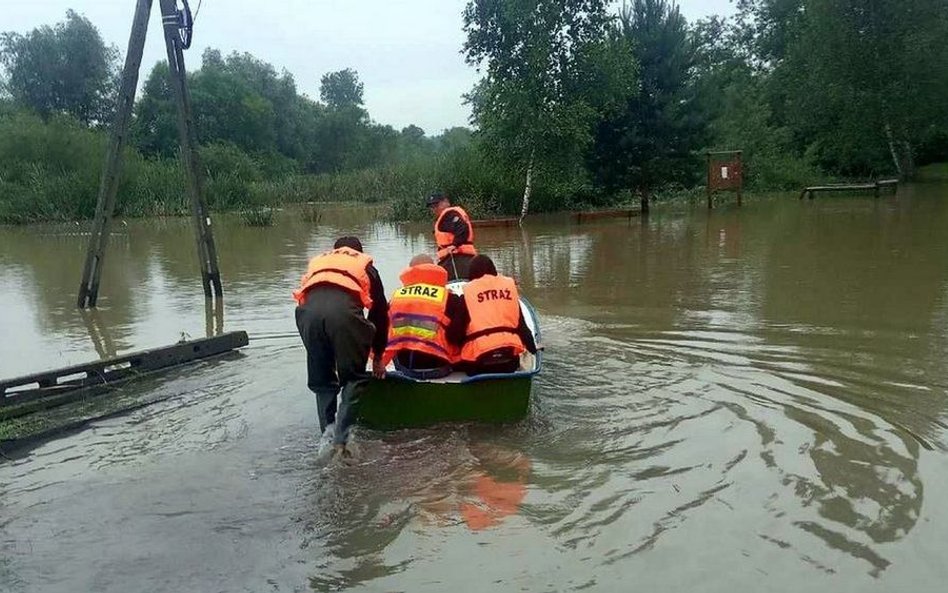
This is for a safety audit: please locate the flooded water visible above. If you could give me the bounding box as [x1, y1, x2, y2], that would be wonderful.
[2, 186, 948, 592]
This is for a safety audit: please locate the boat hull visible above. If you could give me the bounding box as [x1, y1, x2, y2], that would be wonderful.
[358, 374, 533, 430]
[357, 283, 541, 430]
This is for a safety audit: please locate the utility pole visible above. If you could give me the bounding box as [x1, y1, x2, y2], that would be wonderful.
[78, 0, 221, 308]
[158, 0, 222, 299]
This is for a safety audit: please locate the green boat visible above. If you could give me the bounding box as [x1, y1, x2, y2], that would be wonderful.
[357, 284, 542, 430]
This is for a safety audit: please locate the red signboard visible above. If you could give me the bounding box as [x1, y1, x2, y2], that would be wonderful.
[707, 151, 743, 207]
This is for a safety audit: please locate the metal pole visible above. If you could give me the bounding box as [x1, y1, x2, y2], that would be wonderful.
[158, 0, 223, 299]
[77, 0, 154, 308]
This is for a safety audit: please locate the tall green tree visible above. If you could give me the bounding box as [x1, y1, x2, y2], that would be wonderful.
[0, 10, 118, 124]
[320, 68, 365, 109]
[589, 0, 705, 213]
[463, 0, 624, 219]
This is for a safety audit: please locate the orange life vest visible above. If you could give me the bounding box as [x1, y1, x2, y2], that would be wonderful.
[460, 274, 524, 363]
[434, 206, 477, 261]
[382, 263, 456, 365]
[292, 247, 373, 308]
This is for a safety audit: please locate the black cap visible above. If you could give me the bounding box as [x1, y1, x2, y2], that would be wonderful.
[333, 236, 363, 252]
[425, 192, 447, 207]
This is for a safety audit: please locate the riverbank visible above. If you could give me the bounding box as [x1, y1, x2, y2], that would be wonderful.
[3, 108, 939, 226]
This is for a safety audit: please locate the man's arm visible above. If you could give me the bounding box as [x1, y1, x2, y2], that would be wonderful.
[437, 209, 471, 247]
[445, 293, 469, 346]
[516, 310, 537, 354]
[366, 265, 389, 359]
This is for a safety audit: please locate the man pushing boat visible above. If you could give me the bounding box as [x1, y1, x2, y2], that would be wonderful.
[293, 236, 389, 458]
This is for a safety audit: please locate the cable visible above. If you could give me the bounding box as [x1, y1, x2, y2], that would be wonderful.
[177, 0, 194, 50]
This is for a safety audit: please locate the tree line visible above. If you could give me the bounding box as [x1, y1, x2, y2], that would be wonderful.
[1, 1, 947, 224]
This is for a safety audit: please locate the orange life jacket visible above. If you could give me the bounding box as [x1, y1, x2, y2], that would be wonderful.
[292, 247, 373, 308]
[434, 206, 477, 261]
[460, 274, 524, 363]
[382, 263, 456, 365]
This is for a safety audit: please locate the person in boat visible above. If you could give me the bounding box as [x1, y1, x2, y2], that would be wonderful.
[293, 236, 389, 456]
[381, 254, 460, 379]
[447, 255, 537, 375]
[426, 192, 477, 281]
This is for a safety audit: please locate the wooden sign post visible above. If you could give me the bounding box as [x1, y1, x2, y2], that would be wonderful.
[706, 150, 744, 209]
[77, 0, 221, 308]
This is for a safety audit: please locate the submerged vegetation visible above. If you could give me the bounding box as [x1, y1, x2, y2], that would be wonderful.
[1, 2, 946, 225]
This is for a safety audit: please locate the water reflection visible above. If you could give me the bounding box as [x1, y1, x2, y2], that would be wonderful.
[79, 308, 118, 360]
[3, 194, 948, 591]
[298, 430, 533, 591]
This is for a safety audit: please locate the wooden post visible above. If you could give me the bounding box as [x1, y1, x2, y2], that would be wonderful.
[77, 0, 153, 308]
[205, 297, 224, 337]
[706, 152, 713, 209]
[736, 150, 743, 207]
[158, 0, 222, 299]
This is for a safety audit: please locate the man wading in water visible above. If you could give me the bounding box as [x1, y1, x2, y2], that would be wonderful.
[293, 236, 389, 459]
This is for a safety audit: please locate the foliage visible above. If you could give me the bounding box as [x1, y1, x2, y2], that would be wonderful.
[729, 0, 948, 179]
[5, 4, 948, 226]
[463, 0, 630, 215]
[779, 0, 948, 178]
[0, 10, 118, 124]
[320, 68, 365, 109]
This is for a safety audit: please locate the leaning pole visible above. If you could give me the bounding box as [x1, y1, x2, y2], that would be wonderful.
[78, 0, 222, 308]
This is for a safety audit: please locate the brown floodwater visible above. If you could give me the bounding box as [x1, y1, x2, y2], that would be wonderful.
[2, 187, 948, 592]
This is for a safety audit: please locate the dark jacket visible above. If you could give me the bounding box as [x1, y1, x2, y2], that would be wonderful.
[436, 208, 471, 247]
[364, 264, 390, 358]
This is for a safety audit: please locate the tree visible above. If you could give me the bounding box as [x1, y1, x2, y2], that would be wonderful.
[320, 68, 364, 109]
[734, 0, 805, 69]
[589, 0, 706, 213]
[0, 10, 118, 124]
[135, 50, 300, 159]
[463, 0, 629, 220]
[778, 0, 948, 179]
[132, 61, 178, 157]
[212, 51, 304, 160]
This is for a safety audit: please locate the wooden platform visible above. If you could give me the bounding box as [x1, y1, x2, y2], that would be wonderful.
[799, 179, 899, 200]
[572, 209, 639, 222]
[1, 331, 249, 413]
[472, 209, 640, 227]
[472, 217, 520, 228]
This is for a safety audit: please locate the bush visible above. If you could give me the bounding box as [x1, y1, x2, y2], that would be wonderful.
[199, 142, 263, 182]
[0, 105, 623, 226]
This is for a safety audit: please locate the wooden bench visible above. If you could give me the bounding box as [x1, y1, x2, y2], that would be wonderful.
[799, 179, 899, 200]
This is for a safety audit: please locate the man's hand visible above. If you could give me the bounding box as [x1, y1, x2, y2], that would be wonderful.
[371, 356, 386, 379]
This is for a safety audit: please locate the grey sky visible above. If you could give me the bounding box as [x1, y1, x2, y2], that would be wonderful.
[4, 0, 736, 134]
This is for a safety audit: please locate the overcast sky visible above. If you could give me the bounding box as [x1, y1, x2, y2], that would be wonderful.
[4, 0, 736, 134]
